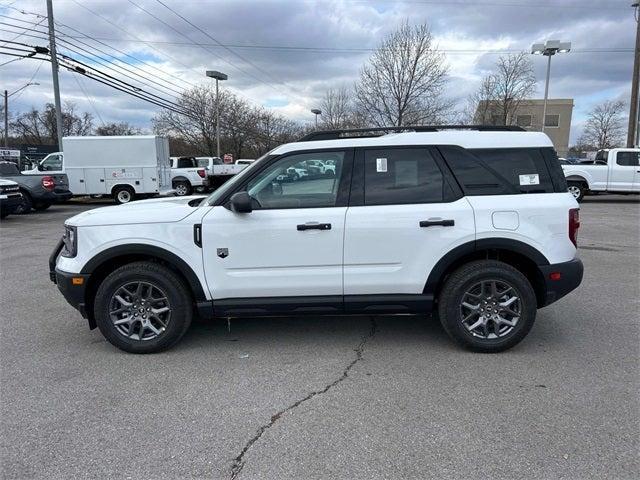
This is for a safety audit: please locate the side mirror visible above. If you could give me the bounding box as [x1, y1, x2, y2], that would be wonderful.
[229, 191, 253, 213]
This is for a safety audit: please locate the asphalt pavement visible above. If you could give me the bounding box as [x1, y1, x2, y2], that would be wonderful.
[1, 195, 638, 479]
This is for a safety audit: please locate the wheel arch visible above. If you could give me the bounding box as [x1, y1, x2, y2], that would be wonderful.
[171, 176, 190, 185]
[81, 245, 207, 328]
[110, 183, 136, 195]
[425, 239, 549, 308]
[565, 175, 590, 188]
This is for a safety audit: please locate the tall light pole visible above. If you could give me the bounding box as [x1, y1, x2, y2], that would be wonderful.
[311, 108, 321, 128]
[627, 2, 640, 147]
[206, 70, 228, 158]
[4, 83, 40, 147]
[46, 0, 64, 148]
[531, 40, 571, 132]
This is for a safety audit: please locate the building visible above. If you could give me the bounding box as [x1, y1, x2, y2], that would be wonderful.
[474, 99, 574, 157]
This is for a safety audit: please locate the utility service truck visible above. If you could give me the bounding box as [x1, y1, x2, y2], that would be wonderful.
[562, 148, 640, 201]
[25, 136, 172, 204]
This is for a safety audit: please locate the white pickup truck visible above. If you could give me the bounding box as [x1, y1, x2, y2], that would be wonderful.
[195, 156, 247, 189]
[562, 148, 640, 201]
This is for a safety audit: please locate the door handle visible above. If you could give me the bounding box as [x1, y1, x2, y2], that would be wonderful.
[297, 222, 332, 231]
[420, 219, 455, 227]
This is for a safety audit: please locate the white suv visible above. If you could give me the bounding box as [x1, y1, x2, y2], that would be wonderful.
[50, 126, 583, 354]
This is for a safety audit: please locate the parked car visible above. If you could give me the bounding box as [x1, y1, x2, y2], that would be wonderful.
[0, 161, 72, 213]
[195, 156, 246, 189]
[562, 148, 639, 201]
[170, 157, 209, 196]
[23, 136, 172, 204]
[0, 178, 23, 219]
[51, 125, 583, 354]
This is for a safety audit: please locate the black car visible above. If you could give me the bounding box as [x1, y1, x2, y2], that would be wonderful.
[0, 161, 72, 213]
[0, 179, 24, 219]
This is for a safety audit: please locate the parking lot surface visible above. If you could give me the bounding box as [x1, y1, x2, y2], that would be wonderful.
[1, 196, 639, 479]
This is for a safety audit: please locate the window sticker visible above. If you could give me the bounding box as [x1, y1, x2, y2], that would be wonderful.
[519, 174, 540, 186]
[376, 158, 388, 172]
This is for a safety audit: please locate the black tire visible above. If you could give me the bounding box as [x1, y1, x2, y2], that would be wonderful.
[33, 202, 52, 211]
[14, 191, 33, 214]
[437, 260, 537, 353]
[113, 186, 135, 204]
[567, 181, 585, 202]
[94, 262, 193, 353]
[174, 181, 192, 196]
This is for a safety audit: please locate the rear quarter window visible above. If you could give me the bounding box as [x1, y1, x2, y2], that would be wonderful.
[440, 146, 557, 195]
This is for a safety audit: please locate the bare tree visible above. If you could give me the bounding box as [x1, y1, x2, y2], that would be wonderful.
[320, 87, 357, 129]
[354, 22, 450, 127]
[11, 102, 93, 145]
[153, 84, 301, 158]
[578, 100, 626, 149]
[95, 122, 142, 136]
[471, 53, 536, 125]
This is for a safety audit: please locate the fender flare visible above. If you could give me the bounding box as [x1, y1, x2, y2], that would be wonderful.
[423, 238, 549, 294]
[172, 176, 190, 185]
[81, 244, 207, 301]
[565, 175, 590, 187]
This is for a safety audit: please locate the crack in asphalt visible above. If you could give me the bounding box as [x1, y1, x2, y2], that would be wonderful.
[229, 317, 378, 480]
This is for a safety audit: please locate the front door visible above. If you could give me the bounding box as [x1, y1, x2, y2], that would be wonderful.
[609, 150, 639, 191]
[343, 147, 475, 296]
[201, 150, 352, 302]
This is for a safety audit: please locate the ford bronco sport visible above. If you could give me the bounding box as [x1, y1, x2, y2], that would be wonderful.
[50, 126, 583, 354]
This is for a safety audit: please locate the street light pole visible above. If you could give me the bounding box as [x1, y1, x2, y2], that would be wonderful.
[531, 40, 571, 133]
[542, 54, 552, 133]
[311, 109, 321, 128]
[205, 70, 228, 158]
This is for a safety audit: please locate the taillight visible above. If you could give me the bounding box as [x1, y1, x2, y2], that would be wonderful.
[42, 176, 54, 191]
[197, 169, 206, 178]
[569, 208, 580, 247]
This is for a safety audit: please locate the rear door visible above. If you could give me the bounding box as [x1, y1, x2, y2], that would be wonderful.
[343, 147, 475, 296]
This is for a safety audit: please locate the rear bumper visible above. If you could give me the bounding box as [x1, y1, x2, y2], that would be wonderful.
[539, 257, 584, 306]
[41, 190, 73, 202]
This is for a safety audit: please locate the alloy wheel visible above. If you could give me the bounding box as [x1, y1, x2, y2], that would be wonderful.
[459, 280, 521, 339]
[175, 184, 188, 196]
[568, 185, 581, 200]
[109, 281, 172, 341]
[117, 190, 131, 203]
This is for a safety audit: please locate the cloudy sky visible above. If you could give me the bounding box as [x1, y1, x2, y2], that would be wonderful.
[1, 0, 635, 144]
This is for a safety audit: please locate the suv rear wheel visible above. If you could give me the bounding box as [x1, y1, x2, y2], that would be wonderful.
[94, 262, 193, 353]
[437, 260, 536, 353]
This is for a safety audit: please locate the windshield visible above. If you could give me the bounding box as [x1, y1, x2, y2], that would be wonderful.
[204, 151, 275, 206]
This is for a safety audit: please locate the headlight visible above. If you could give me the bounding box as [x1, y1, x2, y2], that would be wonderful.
[61, 225, 77, 258]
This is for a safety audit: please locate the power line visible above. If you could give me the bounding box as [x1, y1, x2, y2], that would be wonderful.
[54, 20, 198, 95]
[69, 71, 105, 126]
[10, 59, 45, 101]
[0, 16, 44, 47]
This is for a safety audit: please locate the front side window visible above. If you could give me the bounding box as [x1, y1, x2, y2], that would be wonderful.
[246, 151, 345, 209]
[177, 157, 196, 168]
[616, 151, 639, 166]
[363, 148, 445, 205]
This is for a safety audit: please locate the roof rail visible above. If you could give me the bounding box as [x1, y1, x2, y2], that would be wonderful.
[298, 125, 525, 142]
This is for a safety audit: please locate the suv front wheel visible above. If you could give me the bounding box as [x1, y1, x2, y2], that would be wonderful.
[94, 262, 193, 353]
[437, 260, 537, 353]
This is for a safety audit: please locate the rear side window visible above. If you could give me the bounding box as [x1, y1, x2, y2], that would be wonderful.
[363, 148, 446, 205]
[616, 151, 639, 166]
[177, 157, 196, 168]
[0, 162, 20, 175]
[441, 146, 555, 195]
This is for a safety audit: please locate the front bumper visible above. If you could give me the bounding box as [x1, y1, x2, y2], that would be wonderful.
[0, 193, 24, 213]
[49, 238, 90, 320]
[539, 257, 584, 306]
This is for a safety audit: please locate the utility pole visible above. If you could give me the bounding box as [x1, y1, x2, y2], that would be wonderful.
[4, 90, 8, 147]
[46, 0, 64, 149]
[541, 54, 552, 133]
[627, 3, 640, 147]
